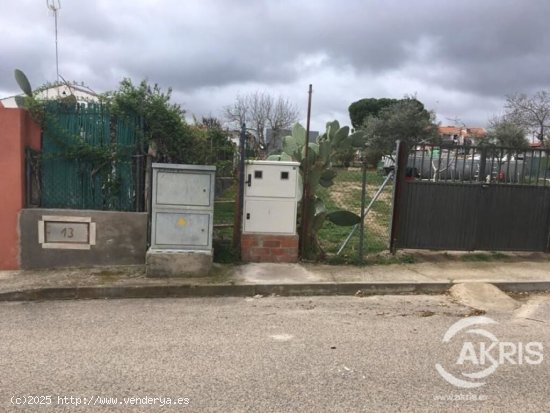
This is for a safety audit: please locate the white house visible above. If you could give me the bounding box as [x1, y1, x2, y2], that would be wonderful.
[0, 82, 99, 108]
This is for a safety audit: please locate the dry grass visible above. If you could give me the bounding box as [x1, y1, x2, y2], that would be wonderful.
[318, 168, 394, 257]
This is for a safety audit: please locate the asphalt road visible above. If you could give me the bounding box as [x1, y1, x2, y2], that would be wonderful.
[1, 294, 549, 412]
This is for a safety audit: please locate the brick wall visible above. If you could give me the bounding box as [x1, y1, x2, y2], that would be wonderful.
[241, 233, 299, 263]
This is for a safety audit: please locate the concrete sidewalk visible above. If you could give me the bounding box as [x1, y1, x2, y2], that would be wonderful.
[1, 253, 550, 301]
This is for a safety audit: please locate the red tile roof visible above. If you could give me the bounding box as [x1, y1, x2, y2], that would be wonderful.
[438, 126, 486, 138]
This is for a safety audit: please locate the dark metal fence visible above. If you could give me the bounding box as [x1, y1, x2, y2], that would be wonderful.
[25, 147, 41, 208]
[391, 142, 550, 252]
[406, 144, 550, 184]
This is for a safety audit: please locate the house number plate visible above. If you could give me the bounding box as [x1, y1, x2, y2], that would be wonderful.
[38, 216, 96, 250]
[45, 222, 89, 243]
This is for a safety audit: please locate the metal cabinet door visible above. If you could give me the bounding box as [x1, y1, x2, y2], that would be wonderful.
[153, 211, 212, 249]
[243, 198, 297, 234]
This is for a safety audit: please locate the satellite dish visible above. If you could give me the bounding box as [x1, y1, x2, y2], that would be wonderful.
[14, 69, 33, 97]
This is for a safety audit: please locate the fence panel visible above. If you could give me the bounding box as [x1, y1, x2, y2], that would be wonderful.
[317, 162, 394, 258]
[39, 102, 143, 211]
[397, 182, 481, 250]
[476, 185, 550, 251]
[393, 143, 550, 252]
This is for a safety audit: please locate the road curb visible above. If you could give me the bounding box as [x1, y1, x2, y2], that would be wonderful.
[492, 281, 550, 293]
[0, 281, 548, 302]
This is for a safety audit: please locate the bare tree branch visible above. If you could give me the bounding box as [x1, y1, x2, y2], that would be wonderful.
[223, 91, 300, 155]
[223, 93, 247, 128]
[505, 91, 550, 143]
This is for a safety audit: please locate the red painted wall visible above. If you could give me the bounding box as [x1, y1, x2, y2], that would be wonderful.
[0, 108, 40, 269]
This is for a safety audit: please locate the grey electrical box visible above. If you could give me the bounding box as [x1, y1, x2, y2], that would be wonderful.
[150, 163, 216, 250]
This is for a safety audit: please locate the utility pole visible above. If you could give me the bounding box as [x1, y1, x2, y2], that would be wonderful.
[47, 0, 61, 81]
[299, 84, 313, 257]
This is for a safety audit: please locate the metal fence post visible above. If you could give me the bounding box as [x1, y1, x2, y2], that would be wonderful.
[144, 153, 153, 248]
[478, 146, 487, 182]
[389, 140, 407, 254]
[358, 152, 367, 262]
[233, 123, 246, 256]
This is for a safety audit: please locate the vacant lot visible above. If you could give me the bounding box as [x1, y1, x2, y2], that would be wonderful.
[317, 168, 393, 258]
[214, 169, 394, 262]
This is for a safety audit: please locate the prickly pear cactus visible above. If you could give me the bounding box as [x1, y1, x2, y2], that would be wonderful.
[268, 121, 367, 259]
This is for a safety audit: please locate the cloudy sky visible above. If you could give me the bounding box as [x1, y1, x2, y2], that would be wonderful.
[2, 0, 550, 132]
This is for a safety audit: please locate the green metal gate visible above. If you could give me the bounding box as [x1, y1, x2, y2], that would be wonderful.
[41, 102, 144, 211]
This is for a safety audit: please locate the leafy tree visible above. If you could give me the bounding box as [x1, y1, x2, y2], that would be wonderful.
[505, 91, 550, 144]
[105, 79, 196, 163]
[348, 98, 399, 130]
[223, 91, 300, 154]
[332, 146, 357, 167]
[105, 80, 235, 170]
[482, 116, 529, 149]
[363, 148, 385, 168]
[478, 117, 530, 177]
[196, 117, 236, 175]
[201, 116, 223, 130]
[363, 98, 439, 156]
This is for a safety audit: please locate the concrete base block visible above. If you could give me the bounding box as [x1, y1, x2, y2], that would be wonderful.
[146, 249, 212, 277]
[19, 209, 148, 269]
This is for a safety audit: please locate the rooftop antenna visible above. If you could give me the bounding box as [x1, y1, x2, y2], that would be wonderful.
[46, 0, 61, 81]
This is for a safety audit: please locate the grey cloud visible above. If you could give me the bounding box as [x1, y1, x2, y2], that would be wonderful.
[2, 0, 550, 131]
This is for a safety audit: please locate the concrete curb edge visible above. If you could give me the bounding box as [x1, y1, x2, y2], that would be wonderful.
[0, 281, 548, 302]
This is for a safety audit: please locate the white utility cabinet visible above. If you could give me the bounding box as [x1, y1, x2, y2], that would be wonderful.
[243, 160, 300, 234]
[151, 163, 216, 250]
